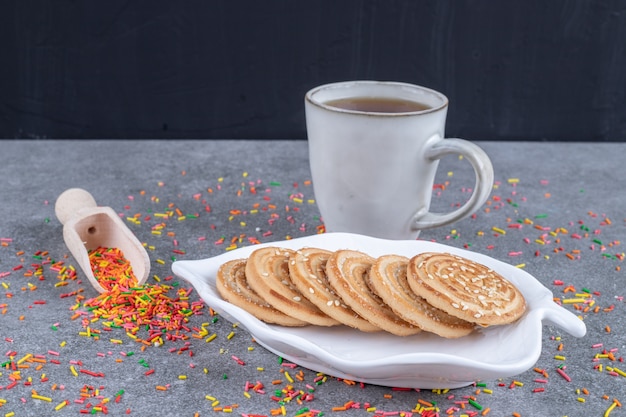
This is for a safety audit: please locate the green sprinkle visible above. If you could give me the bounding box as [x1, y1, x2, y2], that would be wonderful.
[468, 398, 482, 410]
[222, 373, 228, 380]
[51, 325, 58, 331]
[581, 288, 590, 293]
[593, 239, 603, 245]
[535, 213, 548, 218]
[476, 382, 487, 387]
[269, 181, 282, 186]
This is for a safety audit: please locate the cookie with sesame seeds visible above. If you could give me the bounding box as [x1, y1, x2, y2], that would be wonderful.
[245, 247, 340, 327]
[368, 254, 475, 338]
[288, 247, 380, 332]
[407, 252, 526, 326]
[216, 258, 307, 327]
[326, 249, 421, 336]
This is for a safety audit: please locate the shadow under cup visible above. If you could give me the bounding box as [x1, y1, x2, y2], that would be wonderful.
[305, 81, 492, 240]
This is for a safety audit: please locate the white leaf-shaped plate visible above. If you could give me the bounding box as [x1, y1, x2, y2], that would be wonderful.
[172, 232, 585, 388]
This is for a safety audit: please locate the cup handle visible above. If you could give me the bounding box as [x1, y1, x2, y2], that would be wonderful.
[412, 137, 494, 230]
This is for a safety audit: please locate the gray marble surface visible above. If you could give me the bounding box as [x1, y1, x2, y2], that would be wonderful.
[1, 139, 625, 416]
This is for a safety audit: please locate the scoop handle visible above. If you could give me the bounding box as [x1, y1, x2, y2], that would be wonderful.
[55, 188, 98, 225]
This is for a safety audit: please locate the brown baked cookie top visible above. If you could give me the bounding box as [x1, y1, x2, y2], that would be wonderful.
[288, 247, 380, 332]
[368, 254, 475, 338]
[245, 246, 339, 327]
[407, 252, 526, 326]
[216, 258, 307, 327]
[326, 249, 421, 336]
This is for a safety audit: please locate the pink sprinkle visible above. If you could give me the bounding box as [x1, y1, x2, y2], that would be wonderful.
[508, 251, 523, 256]
[556, 368, 572, 382]
[553, 280, 564, 285]
[534, 378, 548, 383]
[592, 343, 604, 348]
[47, 350, 60, 356]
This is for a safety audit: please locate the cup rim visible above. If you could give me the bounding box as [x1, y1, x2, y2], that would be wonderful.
[305, 80, 448, 116]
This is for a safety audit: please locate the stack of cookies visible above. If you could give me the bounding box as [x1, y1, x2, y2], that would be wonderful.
[216, 247, 526, 339]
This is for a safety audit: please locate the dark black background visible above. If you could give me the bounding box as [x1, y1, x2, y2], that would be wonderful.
[2, 1, 625, 141]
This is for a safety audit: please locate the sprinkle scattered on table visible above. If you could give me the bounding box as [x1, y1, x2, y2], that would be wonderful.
[1, 169, 625, 416]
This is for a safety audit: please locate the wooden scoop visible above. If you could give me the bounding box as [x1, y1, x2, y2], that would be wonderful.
[55, 188, 150, 293]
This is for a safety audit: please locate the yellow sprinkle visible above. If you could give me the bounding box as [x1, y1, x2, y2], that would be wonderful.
[491, 227, 506, 235]
[32, 394, 52, 402]
[285, 371, 294, 383]
[508, 178, 520, 183]
[110, 339, 123, 344]
[17, 354, 32, 365]
[292, 197, 303, 204]
[156, 259, 165, 265]
[612, 367, 626, 377]
[243, 391, 251, 399]
[257, 367, 264, 371]
[577, 397, 586, 403]
[70, 365, 78, 377]
[205, 334, 217, 343]
[211, 400, 220, 407]
[179, 375, 187, 380]
[605, 401, 617, 417]
[562, 298, 586, 304]
[205, 395, 216, 401]
[227, 331, 235, 340]
[515, 263, 526, 269]
[535, 239, 545, 245]
[5, 412, 15, 417]
[483, 388, 493, 394]
[554, 355, 566, 361]
[55, 400, 68, 410]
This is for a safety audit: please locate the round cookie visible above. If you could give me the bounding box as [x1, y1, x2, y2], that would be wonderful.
[216, 258, 307, 326]
[368, 254, 475, 338]
[288, 247, 380, 332]
[326, 249, 421, 336]
[245, 247, 339, 327]
[407, 252, 526, 326]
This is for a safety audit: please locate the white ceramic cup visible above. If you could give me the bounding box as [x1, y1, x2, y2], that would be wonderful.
[305, 80, 494, 240]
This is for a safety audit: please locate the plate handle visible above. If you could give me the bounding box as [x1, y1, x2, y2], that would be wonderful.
[539, 299, 586, 338]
